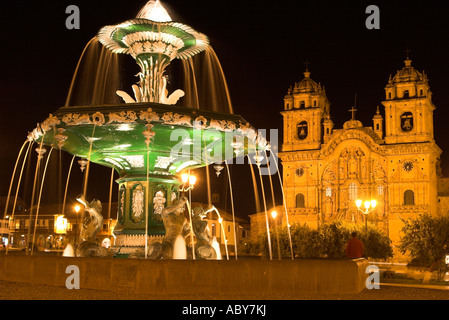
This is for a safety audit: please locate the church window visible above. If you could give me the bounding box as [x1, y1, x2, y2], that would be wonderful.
[297, 121, 308, 140]
[388, 92, 392, 99]
[348, 183, 358, 201]
[326, 128, 330, 135]
[400, 112, 413, 132]
[376, 123, 380, 131]
[300, 101, 305, 108]
[403, 90, 410, 98]
[377, 185, 384, 196]
[314, 100, 317, 107]
[420, 89, 423, 96]
[325, 187, 332, 197]
[296, 193, 305, 208]
[404, 190, 415, 205]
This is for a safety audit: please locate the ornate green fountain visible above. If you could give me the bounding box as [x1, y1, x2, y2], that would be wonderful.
[28, 0, 264, 255]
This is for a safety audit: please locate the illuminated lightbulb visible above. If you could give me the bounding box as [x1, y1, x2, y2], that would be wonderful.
[218, 217, 223, 224]
[181, 173, 189, 184]
[189, 175, 197, 186]
[74, 205, 81, 213]
[364, 201, 371, 210]
[371, 200, 377, 209]
[271, 210, 278, 219]
[355, 199, 362, 208]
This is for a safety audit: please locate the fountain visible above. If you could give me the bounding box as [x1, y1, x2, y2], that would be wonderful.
[26, 0, 266, 258]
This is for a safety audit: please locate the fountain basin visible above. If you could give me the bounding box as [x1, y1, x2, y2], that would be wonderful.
[29, 102, 264, 252]
[0, 255, 370, 297]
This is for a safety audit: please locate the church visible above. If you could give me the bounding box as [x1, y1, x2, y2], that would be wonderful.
[250, 56, 449, 255]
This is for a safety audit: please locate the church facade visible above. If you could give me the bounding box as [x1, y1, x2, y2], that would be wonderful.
[250, 57, 449, 256]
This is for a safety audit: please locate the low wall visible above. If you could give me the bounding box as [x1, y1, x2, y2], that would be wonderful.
[0, 255, 369, 297]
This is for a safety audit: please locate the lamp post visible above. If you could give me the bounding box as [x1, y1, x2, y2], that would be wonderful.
[355, 199, 377, 231]
[271, 210, 281, 260]
[180, 171, 197, 259]
[74, 204, 81, 247]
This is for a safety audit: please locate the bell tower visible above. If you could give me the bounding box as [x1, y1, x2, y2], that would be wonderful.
[281, 68, 330, 151]
[381, 57, 435, 145]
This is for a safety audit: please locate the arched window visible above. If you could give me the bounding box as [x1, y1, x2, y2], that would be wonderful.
[403, 90, 409, 98]
[419, 89, 423, 96]
[388, 92, 392, 99]
[314, 100, 317, 107]
[325, 187, 332, 197]
[296, 193, 305, 208]
[348, 183, 358, 201]
[404, 190, 415, 205]
[377, 185, 384, 196]
[297, 121, 308, 140]
[300, 101, 305, 108]
[400, 112, 413, 132]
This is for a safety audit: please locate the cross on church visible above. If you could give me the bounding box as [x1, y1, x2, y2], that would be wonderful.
[304, 60, 310, 71]
[405, 47, 411, 59]
[349, 94, 357, 121]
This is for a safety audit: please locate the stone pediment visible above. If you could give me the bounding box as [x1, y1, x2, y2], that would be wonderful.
[320, 127, 384, 158]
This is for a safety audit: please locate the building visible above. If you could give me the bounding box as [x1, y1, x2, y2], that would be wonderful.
[191, 202, 250, 256]
[251, 57, 447, 257]
[3, 201, 117, 252]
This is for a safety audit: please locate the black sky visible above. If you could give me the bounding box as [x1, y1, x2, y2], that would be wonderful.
[1, 0, 449, 218]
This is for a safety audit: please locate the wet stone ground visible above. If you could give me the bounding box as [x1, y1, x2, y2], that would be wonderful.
[0, 280, 447, 300]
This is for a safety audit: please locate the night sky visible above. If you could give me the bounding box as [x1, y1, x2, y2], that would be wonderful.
[1, 0, 449, 219]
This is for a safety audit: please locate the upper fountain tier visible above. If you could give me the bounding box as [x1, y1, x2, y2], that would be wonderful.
[98, 1, 209, 63]
[97, 0, 209, 104]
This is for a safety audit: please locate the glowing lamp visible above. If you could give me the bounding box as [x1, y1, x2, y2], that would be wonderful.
[271, 210, 278, 219]
[364, 201, 371, 210]
[189, 175, 197, 186]
[181, 173, 189, 184]
[218, 217, 223, 224]
[55, 215, 68, 234]
[371, 200, 377, 209]
[355, 199, 362, 208]
[74, 205, 81, 213]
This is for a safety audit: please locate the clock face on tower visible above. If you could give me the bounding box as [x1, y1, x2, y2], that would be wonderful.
[403, 161, 414, 172]
[296, 167, 304, 177]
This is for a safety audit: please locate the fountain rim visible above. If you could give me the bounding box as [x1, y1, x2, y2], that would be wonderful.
[97, 18, 210, 59]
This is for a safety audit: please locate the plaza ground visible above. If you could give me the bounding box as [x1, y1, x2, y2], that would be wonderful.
[0, 280, 447, 300]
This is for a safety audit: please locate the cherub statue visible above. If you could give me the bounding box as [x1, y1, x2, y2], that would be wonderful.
[191, 204, 217, 260]
[75, 195, 111, 257]
[147, 195, 190, 259]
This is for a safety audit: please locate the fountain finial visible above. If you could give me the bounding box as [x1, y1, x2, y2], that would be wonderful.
[137, 0, 172, 22]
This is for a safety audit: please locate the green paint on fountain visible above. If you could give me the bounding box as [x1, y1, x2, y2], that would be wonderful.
[28, 1, 265, 254]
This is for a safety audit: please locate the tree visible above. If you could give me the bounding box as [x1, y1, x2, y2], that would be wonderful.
[256, 220, 393, 260]
[399, 214, 449, 274]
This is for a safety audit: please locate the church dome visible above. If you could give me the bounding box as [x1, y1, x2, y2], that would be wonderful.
[391, 59, 427, 84]
[293, 71, 323, 94]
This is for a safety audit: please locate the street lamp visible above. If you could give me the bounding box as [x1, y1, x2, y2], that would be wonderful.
[355, 199, 377, 231]
[74, 204, 81, 247]
[180, 171, 197, 259]
[180, 172, 197, 192]
[271, 210, 281, 260]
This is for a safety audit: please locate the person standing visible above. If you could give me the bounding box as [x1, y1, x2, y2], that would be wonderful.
[345, 232, 365, 258]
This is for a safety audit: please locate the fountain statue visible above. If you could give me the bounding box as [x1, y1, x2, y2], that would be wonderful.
[191, 204, 217, 259]
[27, 0, 266, 257]
[75, 195, 111, 257]
[146, 195, 190, 259]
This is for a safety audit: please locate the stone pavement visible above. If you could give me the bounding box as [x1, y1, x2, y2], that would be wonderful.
[0, 280, 447, 300]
